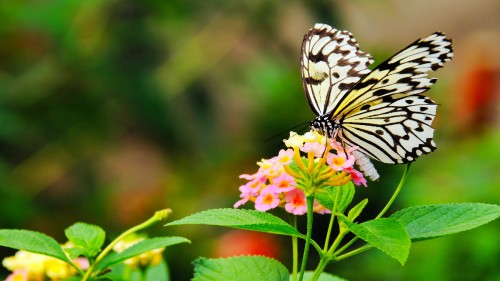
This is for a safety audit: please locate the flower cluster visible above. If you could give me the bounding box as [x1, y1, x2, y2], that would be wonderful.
[113, 234, 165, 268]
[2, 243, 88, 281]
[235, 131, 377, 215]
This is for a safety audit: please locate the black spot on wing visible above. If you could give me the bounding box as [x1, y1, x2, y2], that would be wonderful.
[373, 88, 394, 96]
[303, 77, 324, 85]
[308, 52, 329, 63]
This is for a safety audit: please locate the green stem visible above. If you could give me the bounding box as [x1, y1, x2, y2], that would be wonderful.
[291, 216, 298, 281]
[298, 196, 315, 281]
[322, 212, 336, 251]
[335, 245, 373, 262]
[323, 183, 341, 252]
[332, 236, 356, 256]
[376, 163, 411, 219]
[327, 228, 348, 255]
[333, 164, 411, 256]
[310, 256, 330, 281]
[81, 209, 172, 281]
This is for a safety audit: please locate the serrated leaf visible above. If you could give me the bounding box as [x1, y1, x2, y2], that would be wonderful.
[0, 229, 71, 263]
[344, 218, 410, 265]
[165, 209, 303, 238]
[293, 271, 348, 281]
[315, 182, 355, 212]
[65, 247, 87, 260]
[65, 222, 106, 258]
[347, 199, 368, 222]
[390, 203, 500, 241]
[97, 236, 189, 270]
[192, 256, 289, 281]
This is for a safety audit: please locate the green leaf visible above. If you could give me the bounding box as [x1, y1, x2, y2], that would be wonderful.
[97, 236, 189, 270]
[145, 259, 170, 281]
[65, 222, 106, 258]
[65, 247, 87, 260]
[390, 203, 500, 241]
[344, 218, 410, 265]
[315, 182, 355, 212]
[293, 271, 348, 281]
[192, 256, 289, 281]
[347, 199, 368, 222]
[165, 209, 303, 238]
[0, 229, 71, 263]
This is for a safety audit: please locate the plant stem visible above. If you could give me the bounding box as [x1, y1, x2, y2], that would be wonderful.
[323, 212, 336, 251]
[291, 216, 298, 281]
[376, 163, 411, 219]
[81, 209, 172, 281]
[298, 196, 315, 281]
[334, 245, 373, 262]
[327, 228, 348, 255]
[333, 164, 411, 256]
[310, 256, 330, 281]
[323, 184, 341, 252]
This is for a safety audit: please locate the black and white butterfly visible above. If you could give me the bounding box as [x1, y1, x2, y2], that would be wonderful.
[301, 23, 453, 164]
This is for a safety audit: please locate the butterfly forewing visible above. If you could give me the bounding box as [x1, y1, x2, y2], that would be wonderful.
[333, 32, 453, 117]
[301, 23, 373, 116]
[301, 24, 453, 164]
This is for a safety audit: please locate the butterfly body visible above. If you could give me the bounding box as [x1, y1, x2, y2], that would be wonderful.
[301, 24, 453, 164]
[310, 115, 338, 138]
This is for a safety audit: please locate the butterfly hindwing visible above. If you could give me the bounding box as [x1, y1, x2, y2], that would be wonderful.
[338, 32, 453, 163]
[301, 24, 373, 116]
[341, 95, 437, 163]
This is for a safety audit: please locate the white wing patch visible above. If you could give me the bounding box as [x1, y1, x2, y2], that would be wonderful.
[301, 23, 374, 116]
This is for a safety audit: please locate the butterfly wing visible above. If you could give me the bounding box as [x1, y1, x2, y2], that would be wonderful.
[301, 23, 373, 116]
[336, 32, 454, 163]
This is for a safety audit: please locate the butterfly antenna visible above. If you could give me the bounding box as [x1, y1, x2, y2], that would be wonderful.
[263, 121, 310, 143]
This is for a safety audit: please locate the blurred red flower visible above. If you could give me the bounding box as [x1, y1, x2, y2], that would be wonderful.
[213, 230, 281, 259]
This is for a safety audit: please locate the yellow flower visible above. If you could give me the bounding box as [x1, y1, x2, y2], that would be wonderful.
[113, 234, 165, 268]
[2, 242, 88, 281]
[2, 250, 80, 281]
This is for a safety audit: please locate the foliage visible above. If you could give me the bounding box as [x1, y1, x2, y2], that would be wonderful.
[0, 210, 189, 281]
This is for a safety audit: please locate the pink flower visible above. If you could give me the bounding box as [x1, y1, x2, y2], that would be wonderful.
[285, 189, 307, 215]
[345, 167, 367, 187]
[260, 164, 281, 178]
[327, 153, 356, 171]
[239, 177, 266, 196]
[234, 193, 251, 208]
[313, 201, 332, 214]
[5, 269, 28, 281]
[300, 141, 326, 158]
[239, 173, 256, 180]
[269, 149, 294, 165]
[255, 187, 281, 211]
[270, 173, 296, 193]
[329, 140, 344, 152]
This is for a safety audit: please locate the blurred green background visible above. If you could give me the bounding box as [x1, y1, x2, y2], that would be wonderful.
[1, 0, 499, 280]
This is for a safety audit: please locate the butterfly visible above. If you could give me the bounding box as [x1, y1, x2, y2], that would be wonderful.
[301, 23, 453, 164]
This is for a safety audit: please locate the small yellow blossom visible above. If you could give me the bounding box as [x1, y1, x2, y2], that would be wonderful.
[2, 246, 87, 281]
[113, 234, 165, 268]
[283, 132, 306, 148]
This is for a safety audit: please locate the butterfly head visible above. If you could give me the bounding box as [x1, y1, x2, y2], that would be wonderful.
[310, 115, 338, 138]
